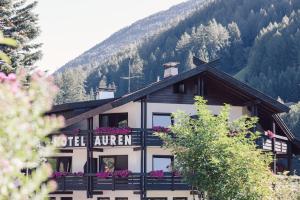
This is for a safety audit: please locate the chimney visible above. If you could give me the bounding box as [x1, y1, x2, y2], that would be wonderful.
[96, 84, 115, 100]
[163, 62, 179, 78]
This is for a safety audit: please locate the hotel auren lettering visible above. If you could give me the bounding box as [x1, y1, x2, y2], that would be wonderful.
[52, 134, 132, 147]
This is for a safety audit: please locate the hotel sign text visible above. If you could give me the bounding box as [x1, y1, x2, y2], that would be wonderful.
[52, 134, 132, 147]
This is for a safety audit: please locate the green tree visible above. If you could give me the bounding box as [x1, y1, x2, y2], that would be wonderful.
[0, 70, 64, 199]
[54, 68, 88, 104]
[0, 0, 41, 72]
[158, 97, 275, 200]
[282, 102, 300, 139]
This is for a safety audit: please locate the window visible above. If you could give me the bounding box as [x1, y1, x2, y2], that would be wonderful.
[174, 198, 187, 200]
[147, 198, 167, 200]
[115, 198, 128, 200]
[174, 82, 185, 94]
[100, 155, 128, 172]
[99, 113, 128, 127]
[61, 198, 72, 200]
[153, 113, 173, 128]
[47, 157, 72, 172]
[97, 198, 110, 200]
[153, 155, 173, 172]
[84, 158, 98, 173]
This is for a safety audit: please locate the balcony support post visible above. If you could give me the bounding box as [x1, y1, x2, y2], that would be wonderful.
[140, 97, 148, 200]
[197, 76, 204, 97]
[143, 97, 147, 200]
[272, 121, 277, 173]
[251, 104, 258, 132]
[140, 98, 144, 200]
[86, 117, 93, 198]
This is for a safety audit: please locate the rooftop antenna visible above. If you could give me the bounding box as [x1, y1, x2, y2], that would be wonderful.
[121, 57, 142, 93]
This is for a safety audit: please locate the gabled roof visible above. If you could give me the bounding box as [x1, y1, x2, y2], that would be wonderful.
[59, 58, 289, 127]
[48, 98, 116, 119]
[273, 114, 300, 148]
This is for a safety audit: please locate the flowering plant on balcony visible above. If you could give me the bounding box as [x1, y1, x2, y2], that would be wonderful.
[172, 170, 181, 177]
[96, 172, 112, 179]
[72, 128, 81, 135]
[51, 171, 84, 178]
[152, 126, 170, 133]
[149, 170, 164, 178]
[265, 130, 275, 139]
[113, 170, 132, 178]
[94, 127, 131, 135]
[73, 172, 84, 176]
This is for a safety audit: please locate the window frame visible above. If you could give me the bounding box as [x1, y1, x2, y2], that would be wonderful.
[60, 197, 72, 200]
[47, 156, 72, 172]
[152, 155, 174, 172]
[152, 113, 174, 128]
[173, 82, 185, 94]
[99, 113, 128, 128]
[99, 155, 128, 172]
[115, 198, 128, 200]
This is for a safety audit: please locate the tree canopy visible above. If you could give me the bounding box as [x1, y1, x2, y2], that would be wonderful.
[158, 97, 275, 200]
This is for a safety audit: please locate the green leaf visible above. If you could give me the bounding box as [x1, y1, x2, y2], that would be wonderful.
[0, 51, 12, 64]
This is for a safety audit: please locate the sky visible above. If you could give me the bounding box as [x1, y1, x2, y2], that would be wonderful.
[35, 0, 186, 73]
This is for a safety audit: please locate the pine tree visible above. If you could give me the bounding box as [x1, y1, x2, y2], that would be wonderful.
[0, 0, 41, 73]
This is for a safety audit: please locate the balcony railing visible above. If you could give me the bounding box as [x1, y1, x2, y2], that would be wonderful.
[257, 134, 288, 154]
[53, 172, 190, 191]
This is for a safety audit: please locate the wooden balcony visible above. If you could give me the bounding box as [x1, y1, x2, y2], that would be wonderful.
[53, 173, 190, 191]
[257, 134, 288, 154]
[146, 172, 190, 190]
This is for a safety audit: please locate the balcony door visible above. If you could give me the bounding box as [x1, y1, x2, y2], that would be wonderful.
[152, 113, 173, 128]
[99, 155, 128, 172]
[47, 157, 72, 172]
[99, 113, 128, 128]
[152, 155, 173, 172]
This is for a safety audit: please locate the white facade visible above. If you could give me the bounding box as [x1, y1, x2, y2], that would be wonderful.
[50, 101, 248, 200]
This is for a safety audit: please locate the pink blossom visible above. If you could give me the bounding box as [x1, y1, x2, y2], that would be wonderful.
[0, 72, 6, 81]
[265, 130, 275, 139]
[94, 127, 131, 135]
[96, 172, 111, 179]
[149, 170, 164, 178]
[7, 73, 16, 81]
[113, 170, 131, 177]
[152, 126, 170, 133]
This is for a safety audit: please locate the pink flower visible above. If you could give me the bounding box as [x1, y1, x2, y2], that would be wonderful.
[0, 72, 6, 81]
[96, 172, 111, 179]
[113, 170, 131, 177]
[94, 127, 131, 135]
[149, 170, 164, 178]
[73, 128, 80, 135]
[265, 130, 275, 139]
[7, 73, 16, 81]
[152, 126, 170, 133]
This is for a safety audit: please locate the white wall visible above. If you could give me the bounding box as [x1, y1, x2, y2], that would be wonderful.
[103, 102, 141, 128]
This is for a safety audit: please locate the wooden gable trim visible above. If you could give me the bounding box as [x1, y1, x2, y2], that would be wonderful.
[63, 58, 288, 127]
[273, 114, 300, 146]
[65, 103, 113, 127]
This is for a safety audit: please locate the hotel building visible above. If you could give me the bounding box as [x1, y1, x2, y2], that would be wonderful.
[48, 57, 300, 200]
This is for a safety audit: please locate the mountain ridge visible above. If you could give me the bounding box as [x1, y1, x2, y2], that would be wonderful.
[56, 0, 206, 73]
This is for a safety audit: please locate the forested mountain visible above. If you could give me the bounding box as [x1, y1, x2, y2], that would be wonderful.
[54, 0, 300, 137]
[54, 0, 300, 105]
